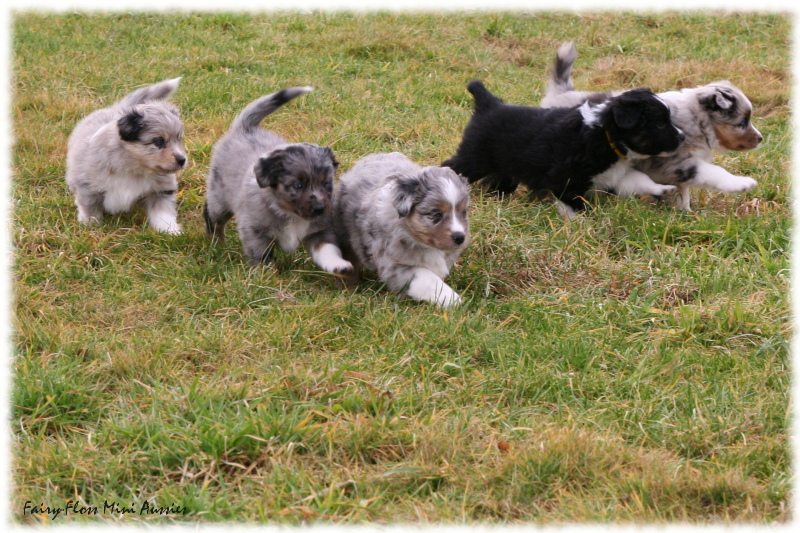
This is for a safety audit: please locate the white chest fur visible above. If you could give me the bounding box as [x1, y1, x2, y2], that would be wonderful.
[277, 216, 311, 252]
[102, 173, 160, 214]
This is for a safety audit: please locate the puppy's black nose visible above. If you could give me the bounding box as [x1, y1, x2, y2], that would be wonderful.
[757, 132, 764, 143]
[176, 155, 186, 167]
[452, 232, 465, 245]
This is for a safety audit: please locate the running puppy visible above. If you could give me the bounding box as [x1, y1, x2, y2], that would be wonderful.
[204, 87, 352, 274]
[443, 79, 684, 218]
[65, 78, 186, 233]
[541, 42, 762, 210]
[334, 152, 469, 308]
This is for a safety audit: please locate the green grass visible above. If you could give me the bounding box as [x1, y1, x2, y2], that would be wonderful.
[11, 10, 791, 525]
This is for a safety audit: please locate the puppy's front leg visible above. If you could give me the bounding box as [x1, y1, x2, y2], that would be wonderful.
[309, 242, 354, 275]
[143, 192, 181, 234]
[690, 160, 758, 194]
[395, 267, 462, 308]
[305, 230, 354, 275]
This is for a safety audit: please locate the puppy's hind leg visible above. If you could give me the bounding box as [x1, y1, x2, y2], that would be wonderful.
[203, 201, 232, 243]
[673, 183, 692, 211]
[481, 174, 519, 197]
[555, 190, 587, 220]
[74, 192, 105, 225]
[608, 169, 676, 198]
[143, 192, 181, 234]
[239, 225, 277, 267]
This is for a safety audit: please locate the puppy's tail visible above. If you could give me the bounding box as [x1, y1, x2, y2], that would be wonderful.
[232, 86, 314, 133]
[548, 42, 578, 96]
[121, 77, 182, 106]
[467, 80, 503, 114]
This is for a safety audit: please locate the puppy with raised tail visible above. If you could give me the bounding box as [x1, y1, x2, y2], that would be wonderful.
[334, 152, 470, 308]
[65, 78, 187, 233]
[444, 79, 684, 218]
[204, 87, 352, 275]
[541, 42, 763, 210]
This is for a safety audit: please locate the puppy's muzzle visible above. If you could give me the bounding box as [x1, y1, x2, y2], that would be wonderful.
[307, 194, 328, 218]
[452, 232, 466, 246]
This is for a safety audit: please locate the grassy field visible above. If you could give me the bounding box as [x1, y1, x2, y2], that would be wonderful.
[10, 10, 791, 525]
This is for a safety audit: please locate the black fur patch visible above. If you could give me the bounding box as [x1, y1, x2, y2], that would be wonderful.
[701, 88, 737, 117]
[117, 110, 145, 142]
[269, 89, 294, 109]
[254, 153, 285, 188]
[393, 174, 426, 217]
[674, 165, 698, 183]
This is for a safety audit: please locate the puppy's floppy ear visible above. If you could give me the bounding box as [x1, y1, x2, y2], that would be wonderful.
[612, 103, 642, 130]
[254, 151, 286, 189]
[703, 88, 735, 112]
[392, 173, 428, 217]
[118, 109, 145, 142]
[323, 147, 339, 170]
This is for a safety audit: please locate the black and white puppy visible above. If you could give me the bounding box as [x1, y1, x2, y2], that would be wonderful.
[541, 42, 763, 210]
[204, 87, 352, 274]
[334, 152, 469, 308]
[65, 78, 187, 233]
[443, 79, 684, 218]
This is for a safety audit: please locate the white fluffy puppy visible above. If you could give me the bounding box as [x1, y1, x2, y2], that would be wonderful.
[334, 153, 470, 308]
[65, 78, 186, 233]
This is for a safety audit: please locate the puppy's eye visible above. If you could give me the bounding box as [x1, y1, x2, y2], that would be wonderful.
[324, 181, 333, 191]
[153, 138, 166, 148]
[461, 209, 468, 218]
[293, 182, 304, 190]
[738, 118, 750, 128]
[429, 210, 443, 224]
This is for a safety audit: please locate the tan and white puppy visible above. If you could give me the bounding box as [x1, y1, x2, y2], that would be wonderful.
[334, 152, 470, 308]
[204, 87, 352, 275]
[541, 42, 763, 210]
[65, 78, 186, 233]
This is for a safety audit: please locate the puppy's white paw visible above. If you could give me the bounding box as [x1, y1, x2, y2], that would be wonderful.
[556, 201, 578, 220]
[653, 184, 677, 196]
[312, 243, 354, 275]
[155, 223, 182, 235]
[77, 212, 100, 225]
[325, 258, 355, 275]
[436, 288, 462, 308]
[725, 176, 758, 192]
[406, 268, 462, 308]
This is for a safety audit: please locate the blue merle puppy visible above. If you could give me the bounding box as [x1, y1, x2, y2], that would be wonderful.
[203, 87, 352, 274]
[334, 152, 470, 308]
